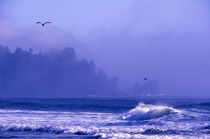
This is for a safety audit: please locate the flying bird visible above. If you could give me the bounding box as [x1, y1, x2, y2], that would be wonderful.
[36, 21, 52, 27]
[142, 76, 148, 80]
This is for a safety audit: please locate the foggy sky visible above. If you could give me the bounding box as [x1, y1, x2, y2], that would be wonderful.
[0, 0, 210, 97]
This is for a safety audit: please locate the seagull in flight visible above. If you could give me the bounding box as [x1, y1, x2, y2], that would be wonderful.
[36, 21, 52, 27]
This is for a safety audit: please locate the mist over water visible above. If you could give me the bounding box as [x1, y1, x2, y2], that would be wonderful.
[0, 0, 210, 97]
[0, 46, 120, 97]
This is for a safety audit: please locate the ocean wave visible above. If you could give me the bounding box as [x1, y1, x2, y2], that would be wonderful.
[122, 103, 181, 120]
[0, 124, 207, 138]
[0, 124, 98, 135]
[142, 128, 194, 135]
[0, 99, 209, 138]
[176, 102, 210, 109]
[0, 110, 208, 138]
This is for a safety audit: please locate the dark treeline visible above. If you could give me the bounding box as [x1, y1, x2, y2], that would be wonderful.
[0, 46, 160, 98]
[0, 46, 119, 97]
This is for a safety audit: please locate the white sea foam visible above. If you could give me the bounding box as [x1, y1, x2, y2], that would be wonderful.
[0, 103, 208, 139]
[122, 103, 181, 120]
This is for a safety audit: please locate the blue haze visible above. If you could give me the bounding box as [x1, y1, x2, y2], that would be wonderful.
[0, 47, 120, 97]
[0, 0, 210, 97]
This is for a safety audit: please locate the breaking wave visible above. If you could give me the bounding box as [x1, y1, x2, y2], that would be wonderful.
[0, 99, 209, 138]
[122, 103, 181, 120]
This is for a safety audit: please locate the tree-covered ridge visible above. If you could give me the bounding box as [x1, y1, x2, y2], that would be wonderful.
[0, 46, 119, 97]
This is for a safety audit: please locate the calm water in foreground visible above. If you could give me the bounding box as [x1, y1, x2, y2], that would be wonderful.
[0, 97, 209, 138]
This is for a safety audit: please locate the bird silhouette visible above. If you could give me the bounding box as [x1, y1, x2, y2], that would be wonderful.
[36, 21, 52, 27]
[142, 76, 148, 80]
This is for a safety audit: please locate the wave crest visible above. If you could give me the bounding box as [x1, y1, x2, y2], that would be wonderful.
[122, 103, 180, 120]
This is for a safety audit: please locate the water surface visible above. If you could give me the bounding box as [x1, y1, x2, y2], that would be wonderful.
[0, 98, 209, 138]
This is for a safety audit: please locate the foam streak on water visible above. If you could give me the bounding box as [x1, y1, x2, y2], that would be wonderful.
[0, 99, 209, 138]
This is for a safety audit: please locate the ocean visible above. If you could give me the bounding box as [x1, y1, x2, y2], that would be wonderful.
[0, 98, 209, 138]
